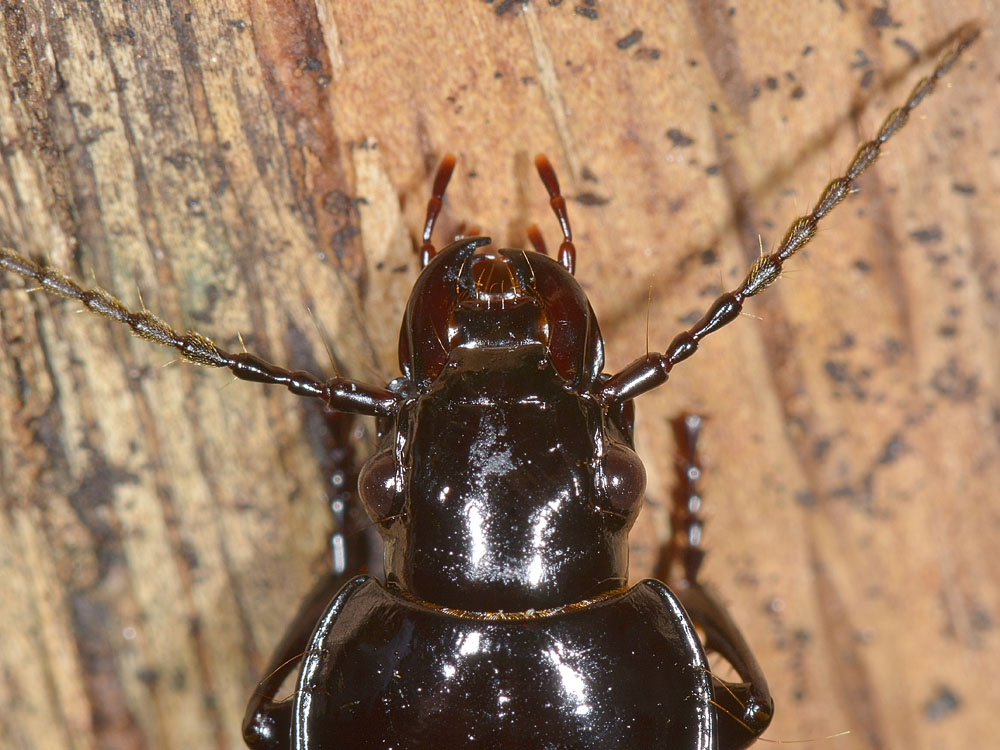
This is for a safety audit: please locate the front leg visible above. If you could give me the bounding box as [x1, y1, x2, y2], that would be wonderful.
[660, 414, 773, 749]
[243, 413, 376, 750]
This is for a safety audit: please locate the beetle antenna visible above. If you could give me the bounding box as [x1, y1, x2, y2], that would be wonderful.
[0, 247, 400, 416]
[599, 25, 980, 405]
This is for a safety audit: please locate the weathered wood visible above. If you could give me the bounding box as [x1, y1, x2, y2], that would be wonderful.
[0, 2, 997, 748]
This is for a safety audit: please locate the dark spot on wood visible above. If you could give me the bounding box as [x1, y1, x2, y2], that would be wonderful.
[680, 308, 701, 325]
[699, 249, 717, 265]
[814, 437, 831, 461]
[573, 192, 609, 206]
[635, 48, 661, 61]
[575, 5, 598, 20]
[164, 151, 192, 170]
[910, 225, 942, 243]
[972, 604, 994, 632]
[493, 0, 518, 16]
[929, 357, 978, 400]
[877, 433, 907, 464]
[66, 457, 138, 580]
[581, 166, 598, 182]
[705, 164, 719, 176]
[893, 36, 919, 62]
[172, 667, 188, 690]
[823, 360, 868, 400]
[765, 76, 778, 90]
[790, 85, 805, 99]
[824, 359, 848, 383]
[616, 29, 642, 49]
[322, 190, 356, 217]
[923, 685, 961, 722]
[802, 45, 812, 56]
[298, 56, 322, 73]
[226, 19, 247, 31]
[795, 490, 816, 507]
[666, 128, 694, 147]
[830, 485, 857, 502]
[869, 4, 894, 28]
[136, 668, 160, 686]
[880, 336, 904, 365]
[332, 224, 360, 251]
[179, 540, 200, 570]
[860, 68, 874, 89]
[829, 332, 855, 351]
[951, 182, 976, 195]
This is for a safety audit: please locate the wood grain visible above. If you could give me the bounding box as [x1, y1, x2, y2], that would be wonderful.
[1, 2, 997, 748]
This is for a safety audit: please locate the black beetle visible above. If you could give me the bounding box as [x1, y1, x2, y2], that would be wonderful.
[0, 26, 978, 749]
[234, 150, 776, 748]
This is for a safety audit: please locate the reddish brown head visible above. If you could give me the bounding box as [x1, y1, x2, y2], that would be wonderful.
[398, 236, 604, 390]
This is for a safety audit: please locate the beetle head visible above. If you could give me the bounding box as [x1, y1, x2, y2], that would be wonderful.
[398, 237, 605, 389]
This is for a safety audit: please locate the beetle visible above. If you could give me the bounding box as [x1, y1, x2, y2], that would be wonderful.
[0, 21, 982, 750]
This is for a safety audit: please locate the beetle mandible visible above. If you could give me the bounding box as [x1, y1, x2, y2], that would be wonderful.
[0, 24, 981, 750]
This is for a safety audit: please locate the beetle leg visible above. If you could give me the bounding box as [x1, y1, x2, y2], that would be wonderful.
[242, 572, 346, 749]
[243, 412, 375, 749]
[660, 414, 773, 749]
[676, 581, 773, 750]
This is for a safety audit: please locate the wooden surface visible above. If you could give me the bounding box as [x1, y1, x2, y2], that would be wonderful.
[1, 2, 997, 748]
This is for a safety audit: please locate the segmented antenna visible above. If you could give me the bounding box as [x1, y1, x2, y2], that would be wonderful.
[600, 25, 981, 405]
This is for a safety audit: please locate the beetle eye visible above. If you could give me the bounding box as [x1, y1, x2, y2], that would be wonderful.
[358, 451, 400, 518]
[602, 444, 646, 513]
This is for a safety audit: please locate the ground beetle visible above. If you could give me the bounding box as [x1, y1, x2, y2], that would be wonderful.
[0, 25, 979, 750]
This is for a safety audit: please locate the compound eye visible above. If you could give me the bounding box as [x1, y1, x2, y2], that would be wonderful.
[602, 443, 646, 513]
[358, 451, 400, 518]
